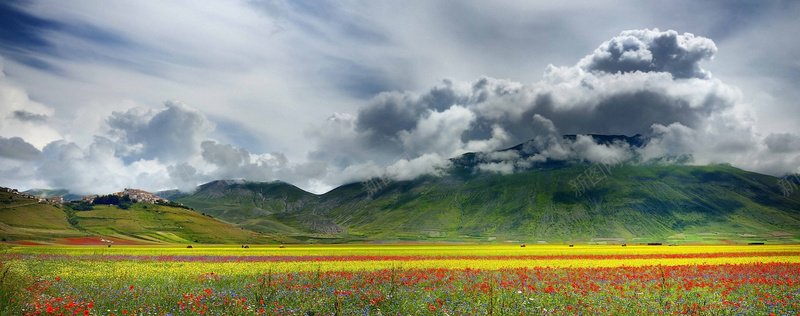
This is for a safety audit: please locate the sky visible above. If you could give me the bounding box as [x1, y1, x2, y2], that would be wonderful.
[0, 0, 799, 195]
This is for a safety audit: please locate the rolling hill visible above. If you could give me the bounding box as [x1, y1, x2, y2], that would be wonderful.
[0, 190, 285, 244]
[0, 191, 86, 241]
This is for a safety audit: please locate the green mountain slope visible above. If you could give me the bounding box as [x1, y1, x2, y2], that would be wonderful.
[178, 163, 800, 244]
[327, 164, 800, 242]
[0, 190, 284, 244]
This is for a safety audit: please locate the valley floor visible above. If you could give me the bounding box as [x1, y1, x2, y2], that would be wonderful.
[1, 244, 799, 315]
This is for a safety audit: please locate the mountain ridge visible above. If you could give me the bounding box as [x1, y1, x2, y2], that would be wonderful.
[166, 135, 800, 243]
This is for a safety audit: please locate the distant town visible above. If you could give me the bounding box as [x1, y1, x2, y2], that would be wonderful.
[0, 186, 172, 206]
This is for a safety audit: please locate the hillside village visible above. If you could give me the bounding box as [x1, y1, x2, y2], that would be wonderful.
[1, 186, 171, 205]
[118, 188, 170, 204]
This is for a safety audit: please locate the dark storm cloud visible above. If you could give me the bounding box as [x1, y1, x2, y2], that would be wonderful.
[12, 110, 48, 123]
[107, 100, 214, 163]
[344, 65, 730, 160]
[354, 79, 473, 149]
[578, 29, 717, 79]
[0, 136, 42, 160]
[526, 89, 718, 136]
[355, 91, 428, 146]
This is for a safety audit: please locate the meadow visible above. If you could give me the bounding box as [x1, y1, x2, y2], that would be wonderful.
[1, 244, 799, 315]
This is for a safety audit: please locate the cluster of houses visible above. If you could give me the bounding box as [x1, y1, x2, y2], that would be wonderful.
[118, 188, 168, 204]
[1, 186, 172, 205]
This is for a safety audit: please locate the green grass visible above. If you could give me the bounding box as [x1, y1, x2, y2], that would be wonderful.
[74, 203, 274, 244]
[0, 191, 87, 241]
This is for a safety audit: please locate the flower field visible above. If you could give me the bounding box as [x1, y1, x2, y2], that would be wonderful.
[1, 244, 799, 315]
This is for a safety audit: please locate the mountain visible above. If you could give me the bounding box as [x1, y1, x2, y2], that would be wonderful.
[174, 137, 800, 244]
[314, 163, 800, 243]
[176, 180, 323, 239]
[0, 190, 285, 244]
